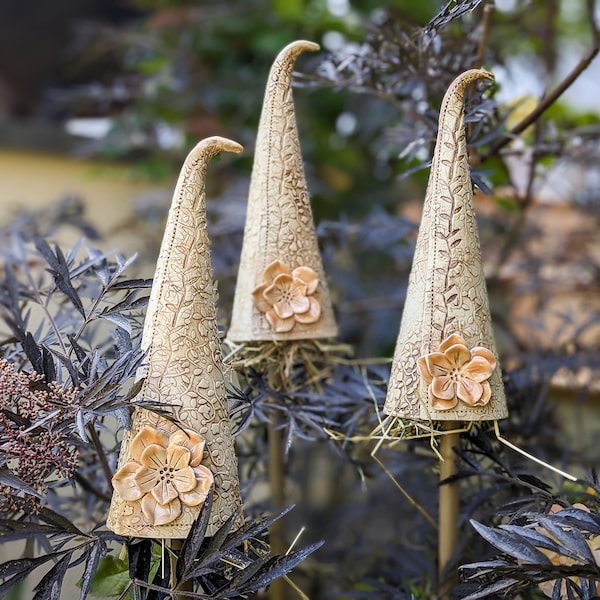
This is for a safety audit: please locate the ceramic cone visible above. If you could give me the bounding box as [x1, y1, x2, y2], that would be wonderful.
[107, 137, 243, 538]
[384, 70, 508, 422]
[228, 40, 338, 342]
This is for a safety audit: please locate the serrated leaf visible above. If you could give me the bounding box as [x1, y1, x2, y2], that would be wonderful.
[0, 554, 59, 597]
[237, 541, 324, 593]
[221, 555, 270, 591]
[461, 577, 521, 600]
[33, 551, 72, 600]
[0, 520, 60, 542]
[470, 519, 551, 564]
[179, 512, 240, 582]
[175, 489, 213, 583]
[538, 516, 596, 563]
[499, 524, 579, 560]
[79, 540, 107, 600]
[101, 313, 132, 335]
[0, 467, 43, 499]
[128, 538, 153, 585]
[37, 506, 85, 536]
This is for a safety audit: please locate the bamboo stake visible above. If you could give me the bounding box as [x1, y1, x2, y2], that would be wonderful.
[438, 423, 460, 597]
[268, 423, 287, 600]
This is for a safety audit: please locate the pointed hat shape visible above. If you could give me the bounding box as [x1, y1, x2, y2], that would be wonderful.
[384, 70, 508, 422]
[107, 137, 243, 538]
[228, 40, 338, 342]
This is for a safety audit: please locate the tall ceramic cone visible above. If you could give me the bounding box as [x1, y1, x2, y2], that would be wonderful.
[228, 40, 338, 342]
[384, 70, 508, 422]
[107, 136, 243, 538]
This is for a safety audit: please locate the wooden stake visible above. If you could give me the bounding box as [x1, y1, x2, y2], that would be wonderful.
[268, 424, 287, 600]
[438, 422, 460, 597]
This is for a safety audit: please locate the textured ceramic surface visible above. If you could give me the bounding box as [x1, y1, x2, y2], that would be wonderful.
[228, 40, 338, 342]
[384, 70, 508, 422]
[107, 137, 243, 538]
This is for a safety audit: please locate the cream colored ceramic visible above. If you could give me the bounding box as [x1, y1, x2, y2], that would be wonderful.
[228, 40, 338, 342]
[384, 70, 508, 422]
[107, 137, 243, 538]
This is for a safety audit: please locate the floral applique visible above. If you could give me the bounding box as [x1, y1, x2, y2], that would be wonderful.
[252, 260, 321, 333]
[112, 427, 213, 526]
[417, 333, 496, 411]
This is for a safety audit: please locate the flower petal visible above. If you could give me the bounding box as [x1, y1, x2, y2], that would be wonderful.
[292, 266, 319, 294]
[429, 387, 457, 411]
[112, 462, 143, 500]
[180, 466, 214, 507]
[266, 309, 295, 333]
[273, 300, 294, 320]
[263, 260, 290, 284]
[456, 378, 483, 405]
[471, 346, 497, 370]
[439, 333, 467, 352]
[474, 381, 492, 406]
[263, 275, 294, 304]
[295, 297, 321, 324]
[134, 466, 160, 494]
[169, 430, 206, 467]
[444, 343, 471, 368]
[166, 445, 191, 471]
[461, 356, 493, 383]
[151, 477, 178, 505]
[251, 284, 272, 313]
[130, 427, 168, 462]
[417, 356, 433, 383]
[290, 295, 310, 315]
[141, 494, 181, 526]
[140, 445, 167, 469]
[425, 352, 453, 376]
[172, 466, 197, 493]
[431, 375, 456, 400]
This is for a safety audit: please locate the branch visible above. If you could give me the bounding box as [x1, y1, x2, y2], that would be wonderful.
[482, 42, 600, 161]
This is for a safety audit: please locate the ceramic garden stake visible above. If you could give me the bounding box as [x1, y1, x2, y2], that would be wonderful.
[381, 69, 504, 595]
[227, 40, 338, 343]
[384, 69, 507, 424]
[107, 137, 243, 539]
[226, 41, 339, 600]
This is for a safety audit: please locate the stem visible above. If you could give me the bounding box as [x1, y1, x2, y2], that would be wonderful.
[438, 422, 460, 598]
[171, 539, 194, 600]
[482, 43, 600, 161]
[474, 3, 494, 70]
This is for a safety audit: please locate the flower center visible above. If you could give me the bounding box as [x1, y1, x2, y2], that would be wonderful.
[158, 464, 175, 483]
[277, 287, 293, 303]
[449, 368, 461, 382]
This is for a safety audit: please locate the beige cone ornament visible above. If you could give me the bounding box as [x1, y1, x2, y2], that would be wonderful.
[384, 69, 508, 422]
[228, 40, 338, 342]
[107, 137, 243, 538]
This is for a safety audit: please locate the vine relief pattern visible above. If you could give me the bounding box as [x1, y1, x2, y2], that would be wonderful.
[228, 40, 338, 343]
[384, 70, 508, 423]
[107, 137, 242, 539]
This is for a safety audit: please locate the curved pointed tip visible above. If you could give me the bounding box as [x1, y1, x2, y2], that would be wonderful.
[197, 136, 243, 156]
[278, 39, 320, 58]
[449, 68, 495, 95]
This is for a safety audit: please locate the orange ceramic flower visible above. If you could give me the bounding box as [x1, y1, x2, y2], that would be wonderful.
[252, 260, 321, 333]
[112, 427, 213, 526]
[417, 333, 496, 410]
